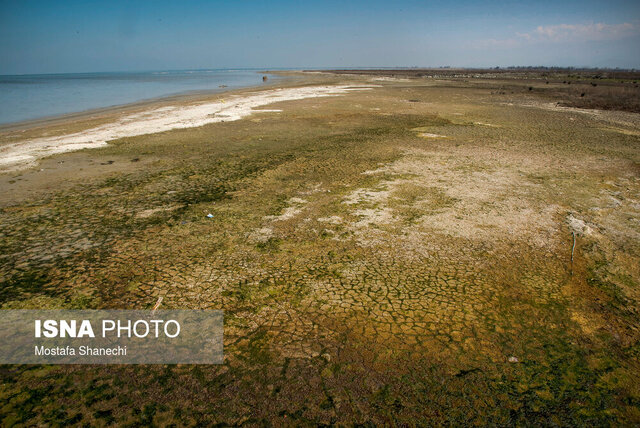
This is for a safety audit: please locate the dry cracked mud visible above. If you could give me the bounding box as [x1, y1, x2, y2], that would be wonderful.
[1, 73, 639, 425]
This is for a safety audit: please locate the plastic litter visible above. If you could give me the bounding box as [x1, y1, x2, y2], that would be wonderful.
[206, 213, 214, 218]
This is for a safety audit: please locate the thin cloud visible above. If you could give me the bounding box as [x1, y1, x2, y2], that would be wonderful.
[518, 21, 640, 43]
[474, 38, 520, 49]
[476, 21, 640, 49]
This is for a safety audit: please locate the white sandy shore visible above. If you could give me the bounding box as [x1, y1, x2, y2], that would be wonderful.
[0, 85, 374, 172]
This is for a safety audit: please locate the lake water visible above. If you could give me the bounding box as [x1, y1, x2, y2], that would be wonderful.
[0, 69, 278, 125]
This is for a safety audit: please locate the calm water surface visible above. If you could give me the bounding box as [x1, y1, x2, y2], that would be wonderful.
[0, 69, 278, 125]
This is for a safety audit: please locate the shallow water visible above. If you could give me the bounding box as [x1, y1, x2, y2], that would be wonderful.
[0, 69, 276, 125]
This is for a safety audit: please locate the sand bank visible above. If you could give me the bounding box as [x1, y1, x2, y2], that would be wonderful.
[0, 85, 373, 172]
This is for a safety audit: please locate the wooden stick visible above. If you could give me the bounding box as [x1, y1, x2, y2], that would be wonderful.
[152, 296, 163, 313]
[570, 231, 576, 274]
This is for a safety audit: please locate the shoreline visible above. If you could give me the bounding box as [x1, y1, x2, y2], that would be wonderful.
[0, 71, 297, 133]
[0, 72, 368, 173]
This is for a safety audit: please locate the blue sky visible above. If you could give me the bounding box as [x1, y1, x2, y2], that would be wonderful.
[1, 0, 639, 74]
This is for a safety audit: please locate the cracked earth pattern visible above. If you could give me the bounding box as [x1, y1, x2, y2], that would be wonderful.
[1, 80, 639, 425]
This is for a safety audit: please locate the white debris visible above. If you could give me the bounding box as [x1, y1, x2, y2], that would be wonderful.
[567, 214, 593, 236]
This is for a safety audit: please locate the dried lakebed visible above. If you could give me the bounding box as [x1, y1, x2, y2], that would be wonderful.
[0, 74, 639, 425]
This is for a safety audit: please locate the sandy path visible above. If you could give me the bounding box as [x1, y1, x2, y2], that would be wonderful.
[0, 85, 373, 172]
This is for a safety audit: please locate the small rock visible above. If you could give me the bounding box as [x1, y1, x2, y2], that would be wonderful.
[567, 214, 593, 236]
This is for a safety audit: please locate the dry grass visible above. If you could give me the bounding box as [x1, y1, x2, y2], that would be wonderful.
[1, 74, 639, 425]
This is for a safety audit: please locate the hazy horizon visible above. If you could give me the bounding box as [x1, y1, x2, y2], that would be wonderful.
[2, 64, 640, 78]
[1, 0, 639, 75]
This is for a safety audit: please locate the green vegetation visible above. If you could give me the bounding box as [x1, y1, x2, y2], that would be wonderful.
[1, 75, 639, 425]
